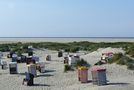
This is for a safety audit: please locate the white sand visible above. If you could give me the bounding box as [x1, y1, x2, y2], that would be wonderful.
[0, 47, 134, 90]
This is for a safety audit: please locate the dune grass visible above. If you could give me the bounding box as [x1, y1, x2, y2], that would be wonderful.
[0, 41, 133, 57]
[95, 53, 134, 70]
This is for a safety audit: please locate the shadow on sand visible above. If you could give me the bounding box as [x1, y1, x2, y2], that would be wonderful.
[87, 80, 92, 83]
[18, 73, 26, 76]
[108, 82, 130, 86]
[79, 80, 92, 84]
[18, 72, 54, 77]
[45, 70, 56, 73]
[83, 80, 130, 86]
[33, 84, 50, 87]
[37, 74, 54, 77]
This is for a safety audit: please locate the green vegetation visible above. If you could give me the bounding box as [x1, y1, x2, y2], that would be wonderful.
[127, 63, 134, 70]
[109, 53, 133, 65]
[95, 53, 134, 70]
[94, 61, 104, 65]
[58, 51, 63, 57]
[0, 41, 133, 57]
[64, 58, 90, 72]
[64, 64, 72, 72]
[75, 58, 90, 68]
[125, 46, 134, 57]
[0, 42, 30, 56]
[108, 53, 123, 64]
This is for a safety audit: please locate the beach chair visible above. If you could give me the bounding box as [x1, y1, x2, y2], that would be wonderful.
[1, 61, 7, 70]
[91, 67, 107, 85]
[20, 55, 27, 63]
[46, 55, 51, 61]
[78, 66, 88, 83]
[28, 47, 33, 56]
[36, 62, 45, 73]
[9, 62, 18, 74]
[27, 64, 37, 77]
[58, 51, 63, 57]
[64, 57, 69, 64]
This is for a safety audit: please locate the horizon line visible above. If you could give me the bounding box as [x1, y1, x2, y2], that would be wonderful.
[0, 37, 134, 38]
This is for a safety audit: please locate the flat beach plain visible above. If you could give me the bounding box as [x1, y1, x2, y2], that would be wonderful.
[0, 37, 134, 43]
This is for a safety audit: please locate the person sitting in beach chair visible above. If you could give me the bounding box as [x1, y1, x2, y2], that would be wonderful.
[22, 72, 34, 86]
[36, 62, 41, 72]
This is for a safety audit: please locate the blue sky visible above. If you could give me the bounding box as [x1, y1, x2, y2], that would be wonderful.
[0, 0, 134, 37]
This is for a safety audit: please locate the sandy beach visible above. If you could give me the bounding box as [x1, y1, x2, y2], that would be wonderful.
[0, 47, 134, 90]
[0, 37, 134, 43]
